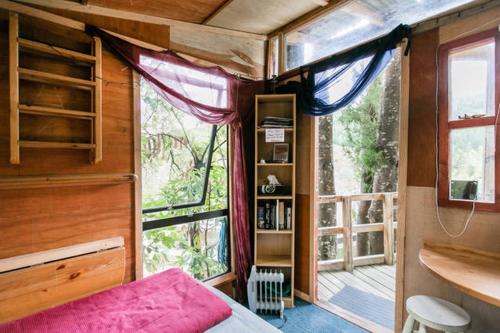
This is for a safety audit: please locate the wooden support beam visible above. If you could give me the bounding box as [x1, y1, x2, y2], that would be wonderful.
[0, 173, 137, 190]
[383, 193, 395, 265]
[40, 7, 170, 49]
[269, 0, 351, 37]
[0, 0, 85, 30]
[342, 196, 353, 272]
[9, 11, 19, 165]
[14, 0, 267, 40]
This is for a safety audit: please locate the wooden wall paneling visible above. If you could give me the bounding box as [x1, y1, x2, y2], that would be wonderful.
[0, 14, 136, 282]
[395, 39, 411, 332]
[407, 29, 439, 187]
[132, 70, 143, 280]
[0, 236, 124, 273]
[37, 8, 171, 49]
[0, 247, 125, 323]
[92, 36, 102, 163]
[9, 11, 19, 164]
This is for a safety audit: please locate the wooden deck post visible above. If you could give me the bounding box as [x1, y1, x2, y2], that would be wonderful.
[342, 196, 353, 272]
[383, 193, 395, 265]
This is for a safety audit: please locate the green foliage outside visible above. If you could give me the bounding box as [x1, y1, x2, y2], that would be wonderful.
[335, 77, 384, 193]
[141, 81, 229, 280]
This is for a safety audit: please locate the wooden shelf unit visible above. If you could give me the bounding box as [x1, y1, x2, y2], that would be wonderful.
[254, 94, 296, 307]
[9, 12, 103, 165]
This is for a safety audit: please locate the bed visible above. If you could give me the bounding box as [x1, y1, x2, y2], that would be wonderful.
[0, 237, 280, 333]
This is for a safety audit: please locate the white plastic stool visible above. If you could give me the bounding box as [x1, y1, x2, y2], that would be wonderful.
[402, 295, 471, 333]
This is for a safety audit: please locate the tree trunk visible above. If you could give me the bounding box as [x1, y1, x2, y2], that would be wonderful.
[368, 51, 401, 255]
[318, 116, 337, 261]
[356, 168, 373, 256]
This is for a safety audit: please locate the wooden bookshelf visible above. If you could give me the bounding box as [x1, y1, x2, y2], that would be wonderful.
[9, 13, 102, 164]
[254, 94, 296, 307]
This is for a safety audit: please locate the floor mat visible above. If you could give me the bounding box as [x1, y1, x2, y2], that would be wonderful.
[329, 285, 394, 330]
[258, 298, 367, 333]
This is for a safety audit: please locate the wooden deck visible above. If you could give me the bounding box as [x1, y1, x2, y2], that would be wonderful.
[318, 264, 396, 301]
[317, 264, 396, 333]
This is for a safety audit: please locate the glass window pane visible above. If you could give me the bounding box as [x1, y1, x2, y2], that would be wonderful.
[449, 40, 495, 120]
[143, 217, 230, 279]
[449, 126, 495, 202]
[285, 0, 474, 70]
[141, 81, 228, 220]
[140, 55, 228, 108]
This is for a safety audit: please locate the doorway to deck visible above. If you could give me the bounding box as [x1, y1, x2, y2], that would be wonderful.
[313, 49, 402, 333]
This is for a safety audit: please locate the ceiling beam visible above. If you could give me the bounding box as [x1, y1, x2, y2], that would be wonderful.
[310, 0, 329, 6]
[14, 0, 268, 40]
[268, 0, 351, 37]
[202, 0, 234, 25]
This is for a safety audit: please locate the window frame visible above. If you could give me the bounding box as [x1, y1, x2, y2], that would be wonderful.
[142, 125, 218, 215]
[438, 28, 500, 211]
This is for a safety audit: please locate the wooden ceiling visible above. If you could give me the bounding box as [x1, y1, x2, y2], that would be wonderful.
[206, 0, 321, 34]
[84, 0, 324, 34]
[85, 0, 228, 24]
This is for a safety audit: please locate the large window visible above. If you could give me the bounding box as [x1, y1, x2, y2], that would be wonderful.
[285, 0, 474, 71]
[438, 29, 499, 210]
[141, 77, 230, 280]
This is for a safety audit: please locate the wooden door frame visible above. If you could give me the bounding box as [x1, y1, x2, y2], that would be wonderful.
[133, 70, 143, 280]
[309, 41, 411, 332]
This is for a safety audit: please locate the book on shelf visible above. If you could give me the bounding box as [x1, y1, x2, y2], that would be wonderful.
[279, 202, 285, 230]
[285, 207, 292, 230]
[257, 200, 291, 231]
[260, 116, 293, 128]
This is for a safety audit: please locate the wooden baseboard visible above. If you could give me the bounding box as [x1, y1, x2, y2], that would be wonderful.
[294, 288, 311, 302]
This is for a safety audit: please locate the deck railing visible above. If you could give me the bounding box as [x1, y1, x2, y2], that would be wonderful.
[317, 192, 398, 272]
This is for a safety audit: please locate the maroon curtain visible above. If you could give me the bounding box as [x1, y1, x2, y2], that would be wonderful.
[88, 27, 264, 300]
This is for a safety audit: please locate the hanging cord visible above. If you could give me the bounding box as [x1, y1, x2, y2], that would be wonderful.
[434, 44, 475, 239]
[276, 313, 288, 329]
[433, 44, 500, 238]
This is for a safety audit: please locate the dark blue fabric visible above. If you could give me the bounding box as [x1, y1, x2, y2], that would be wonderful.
[217, 218, 228, 264]
[278, 24, 411, 116]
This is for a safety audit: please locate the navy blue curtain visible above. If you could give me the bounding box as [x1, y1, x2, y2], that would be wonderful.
[278, 24, 411, 116]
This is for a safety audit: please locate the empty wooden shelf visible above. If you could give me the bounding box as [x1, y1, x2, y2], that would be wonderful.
[9, 13, 102, 164]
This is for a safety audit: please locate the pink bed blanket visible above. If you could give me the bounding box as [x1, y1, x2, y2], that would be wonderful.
[0, 268, 232, 333]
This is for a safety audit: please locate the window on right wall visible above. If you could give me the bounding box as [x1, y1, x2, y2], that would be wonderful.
[438, 29, 499, 211]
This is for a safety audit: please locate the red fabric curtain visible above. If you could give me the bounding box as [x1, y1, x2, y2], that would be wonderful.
[88, 27, 263, 300]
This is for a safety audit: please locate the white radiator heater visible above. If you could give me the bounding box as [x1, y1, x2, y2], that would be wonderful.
[247, 265, 285, 318]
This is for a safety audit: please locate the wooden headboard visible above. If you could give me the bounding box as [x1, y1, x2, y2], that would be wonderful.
[0, 237, 125, 323]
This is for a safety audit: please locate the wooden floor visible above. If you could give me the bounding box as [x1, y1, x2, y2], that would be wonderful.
[318, 264, 396, 302]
